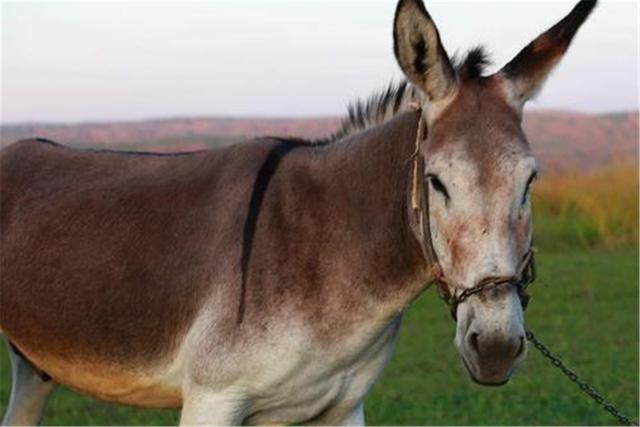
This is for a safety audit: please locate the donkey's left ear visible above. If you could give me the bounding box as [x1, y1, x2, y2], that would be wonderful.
[501, 0, 597, 105]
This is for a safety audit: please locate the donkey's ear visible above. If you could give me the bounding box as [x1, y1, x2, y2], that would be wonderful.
[501, 0, 597, 104]
[393, 0, 457, 101]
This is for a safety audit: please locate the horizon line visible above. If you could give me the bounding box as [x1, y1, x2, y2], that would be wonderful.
[2, 108, 638, 128]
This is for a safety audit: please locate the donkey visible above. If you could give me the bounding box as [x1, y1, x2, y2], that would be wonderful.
[0, 0, 596, 425]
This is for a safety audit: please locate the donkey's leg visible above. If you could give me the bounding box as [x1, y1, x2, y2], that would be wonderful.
[180, 384, 248, 426]
[340, 401, 365, 426]
[1, 338, 55, 426]
[307, 400, 365, 426]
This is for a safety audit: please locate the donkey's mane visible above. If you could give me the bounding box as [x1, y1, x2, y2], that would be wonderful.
[318, 80, 421, 144]
[316, 47, 491, 144]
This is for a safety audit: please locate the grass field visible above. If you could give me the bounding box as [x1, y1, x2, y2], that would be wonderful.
[1, 246, 637, 425]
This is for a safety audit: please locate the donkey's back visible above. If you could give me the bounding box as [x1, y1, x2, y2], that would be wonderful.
[0, 137, 276, 407]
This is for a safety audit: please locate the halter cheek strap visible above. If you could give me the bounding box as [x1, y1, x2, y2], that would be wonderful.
[409, 108, 536, 320]
[409, 113, 441, 278]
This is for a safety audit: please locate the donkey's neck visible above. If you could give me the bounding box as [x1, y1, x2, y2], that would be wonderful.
[301, 110, 433, 322]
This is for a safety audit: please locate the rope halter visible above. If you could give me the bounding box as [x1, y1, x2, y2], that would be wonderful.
[435, 247, 537, 320]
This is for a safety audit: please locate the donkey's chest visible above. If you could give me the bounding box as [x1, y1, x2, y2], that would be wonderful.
[244, 317, 402, 424]
[246, 367, 356, 424]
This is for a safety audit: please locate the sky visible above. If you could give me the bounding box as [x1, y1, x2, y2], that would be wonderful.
[1, 1, 638, 124]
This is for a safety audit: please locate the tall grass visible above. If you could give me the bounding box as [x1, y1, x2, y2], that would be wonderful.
[532, 164, 638, 249]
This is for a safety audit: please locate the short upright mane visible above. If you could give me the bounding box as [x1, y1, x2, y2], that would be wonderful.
[322, 47, 491, 143]
[321, 80, 421, 144]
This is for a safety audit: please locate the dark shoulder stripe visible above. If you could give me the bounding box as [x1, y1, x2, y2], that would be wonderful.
[238, 138, 302, 324]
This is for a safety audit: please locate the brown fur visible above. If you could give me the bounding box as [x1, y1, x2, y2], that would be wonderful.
[244, 114, 429, 336]
[0, 112, 431, 404]
[22, 355, 181, 407]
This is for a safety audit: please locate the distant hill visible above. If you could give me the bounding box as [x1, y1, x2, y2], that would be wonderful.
[1, 111, 637, 172]
[522, 111, 637, 172]
[0, 117, 342, 152]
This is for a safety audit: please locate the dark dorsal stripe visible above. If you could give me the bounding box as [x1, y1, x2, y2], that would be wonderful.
[34, 136, 203, 157]
[87, 149, 203, 157]
[238, 138, 303, 324]
[35, 137, 63, 147]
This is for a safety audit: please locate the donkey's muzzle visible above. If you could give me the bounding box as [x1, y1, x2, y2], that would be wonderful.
[463, 328, 526, 385]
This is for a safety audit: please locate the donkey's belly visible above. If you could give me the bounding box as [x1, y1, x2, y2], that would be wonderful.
[74, 373, 183, 409]
[12, 344, 184, 408]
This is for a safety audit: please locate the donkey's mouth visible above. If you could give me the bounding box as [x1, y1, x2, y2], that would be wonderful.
[461, 357, 510, 387]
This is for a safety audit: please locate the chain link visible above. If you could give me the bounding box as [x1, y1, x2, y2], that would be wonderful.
[526, 329, 638, 426]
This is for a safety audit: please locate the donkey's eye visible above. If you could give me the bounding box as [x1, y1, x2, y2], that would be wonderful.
[426, 174, 450, 200]
[522, 171, 537, 205]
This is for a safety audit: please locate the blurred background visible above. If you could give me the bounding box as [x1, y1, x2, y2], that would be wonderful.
[1, 1, 638, 425]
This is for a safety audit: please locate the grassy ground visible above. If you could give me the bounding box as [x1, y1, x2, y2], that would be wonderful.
[0, 246, 637, 425]
[366, 247, 638, 426]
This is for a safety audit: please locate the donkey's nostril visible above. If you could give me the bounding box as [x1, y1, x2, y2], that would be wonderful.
[516, 335, 525, 357]
[468, 332, 480, 353]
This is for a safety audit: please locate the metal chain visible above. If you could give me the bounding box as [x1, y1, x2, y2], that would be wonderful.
[526, 329, 638, 426]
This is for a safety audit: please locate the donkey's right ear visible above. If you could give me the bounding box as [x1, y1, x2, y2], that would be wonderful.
[393, 0, 457, 102]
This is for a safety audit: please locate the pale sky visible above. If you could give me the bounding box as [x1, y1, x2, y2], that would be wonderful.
[1, 1, 638, 123]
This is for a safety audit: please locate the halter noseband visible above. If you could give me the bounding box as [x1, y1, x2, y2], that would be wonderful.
[409, 108, 537, 320]
[435, 247, 536, 320]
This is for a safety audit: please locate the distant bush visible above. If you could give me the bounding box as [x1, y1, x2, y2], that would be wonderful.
[532, 164, 638, 249]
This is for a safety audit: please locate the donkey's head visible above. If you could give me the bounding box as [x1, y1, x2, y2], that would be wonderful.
[394, 0, 596, 385]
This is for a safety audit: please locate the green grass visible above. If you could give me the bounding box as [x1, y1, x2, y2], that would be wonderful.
[366, 247, 639, 425]
[1, 247, 638, 425]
